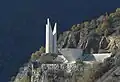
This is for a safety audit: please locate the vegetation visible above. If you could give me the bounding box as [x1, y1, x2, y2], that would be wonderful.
[18, 76, 30, 82]
[75, 62, 110, 82]
[70, 8, 120, 37]
[84, 21, 89, 27]
[31, 46, 45, 61]
[76, 59, 85, 66]
[39, 46, 45, 53]
[31, 52, 40, 61]
[71, 24, 80, 31]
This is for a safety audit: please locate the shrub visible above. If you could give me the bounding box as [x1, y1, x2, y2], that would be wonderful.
[20, 76, 30, 82]
[71, 25, 77, 31]
[31, 53, 40, 61]
[71, 24, 81, 31]
[84, 21, 89, 27]
[31, 46, 45, 61]
[39, 46, 45, 53]
[109, 13, 116, 18]
[116, 8, 120, 12]
[96, 17, 110, 36]
[109, 8, 120, 18]
[95, 24, 104, 35]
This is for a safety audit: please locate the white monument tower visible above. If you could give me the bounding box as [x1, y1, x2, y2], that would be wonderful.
[53, 23, 57, 53]
[45, 18, 57, 53]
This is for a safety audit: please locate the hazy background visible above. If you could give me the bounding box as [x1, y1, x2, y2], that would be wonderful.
[0, 0, 120, 82]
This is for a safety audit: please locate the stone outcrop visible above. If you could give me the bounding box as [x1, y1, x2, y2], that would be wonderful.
[57, 9, 120, 54]
[95, 50, 120, 82]
[31, 53, 67, 64]
[14, 62, 86, 82]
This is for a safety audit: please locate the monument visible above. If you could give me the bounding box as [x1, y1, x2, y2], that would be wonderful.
[45, 18, 83, 63]
[45, 18, 57, 53]
[45, 18, 112, 63]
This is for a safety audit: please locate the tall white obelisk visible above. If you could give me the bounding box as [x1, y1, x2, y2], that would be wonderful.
[45, 18, 57, 53]
[45, 21, 49, 53]
[53, 23, 57, 53]
[46, 18, 53, 53]
[49, 19, 53, 53]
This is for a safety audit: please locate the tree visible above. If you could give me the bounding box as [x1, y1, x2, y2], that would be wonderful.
[84, 21, 89, 27]
[71, 24, 82, 31]
[116, 8, 120, 12]
[31, 53, 40, 61]
[31, 46, 45, 61]
[39, 46, 45, 53]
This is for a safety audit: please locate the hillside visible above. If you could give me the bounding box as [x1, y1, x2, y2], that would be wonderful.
[13, 8, 120, 82]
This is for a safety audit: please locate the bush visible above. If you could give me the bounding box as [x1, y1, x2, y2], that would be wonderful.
[95, 24, 104, 35]
[20, 76, 30, 82]
[39, 46, 45, 53]
[116, 8, 120, 12]
[31, 53, 40, 61]
[84, 21, 89, 27]
[96, 17, 110, 36]
[109, 8, 120, 18]
[71, 25, 77, 31]
[76, 61, 112, 82]
[31, 46, 45, 61]
[71, 25, 81, 31]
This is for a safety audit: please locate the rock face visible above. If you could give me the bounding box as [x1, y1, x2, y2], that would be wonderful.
[57, 9, 120, 54]
[14, 62, 86, 82]
[95, 50, 120, 82]
[57, 20, 103, 54]
[38, 53, 58, 63]
[58, 29, 101, 54]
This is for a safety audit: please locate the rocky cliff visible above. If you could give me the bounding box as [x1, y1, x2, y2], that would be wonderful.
[12, 8, 120, 82]
[58, 8, 120, 54]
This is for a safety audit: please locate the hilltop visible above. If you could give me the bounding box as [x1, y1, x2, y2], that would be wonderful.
[12, 8, 120, 82]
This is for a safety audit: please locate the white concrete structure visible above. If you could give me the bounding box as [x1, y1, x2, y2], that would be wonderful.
[45, 18, 57, 53]
[93, 53, 112, 62]
[52, 23, 57, 53]
[58, 48, 112, 63]
[58, 48, 83, 62]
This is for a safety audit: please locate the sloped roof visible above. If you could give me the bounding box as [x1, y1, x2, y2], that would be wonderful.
[58, 48, 83, 62]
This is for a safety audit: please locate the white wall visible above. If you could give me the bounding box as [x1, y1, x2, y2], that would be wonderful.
[93, 53, 112, 62]
[58, 48, 112, 63]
